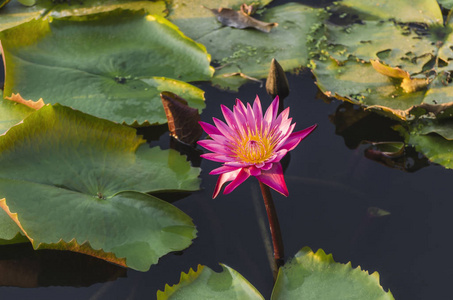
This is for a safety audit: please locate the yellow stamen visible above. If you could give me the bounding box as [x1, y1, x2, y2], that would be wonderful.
[231, 129, 277, 164]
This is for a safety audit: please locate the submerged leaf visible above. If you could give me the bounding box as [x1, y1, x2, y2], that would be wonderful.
[157, 264, 264, 300]
[0, 104, 200, 271]
[205, 6, 277, 33]
[1, 10, 212, 125]
[271, 247, 394, 300]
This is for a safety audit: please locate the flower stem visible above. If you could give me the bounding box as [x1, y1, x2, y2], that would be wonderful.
[259, 181, 284, 281]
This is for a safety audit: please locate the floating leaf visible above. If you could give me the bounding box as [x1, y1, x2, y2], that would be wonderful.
[0, 92, 34, 135]
[271, 247, 394, 300]
[0, 104, 200, 271]
[0, 208, 28, 245]
[397, 119, 453, 169]
[337, 0, 442, 24]
[1, 10, 213, 125]
[159, 247, 393, 299]
[0, 0, 168, 32]
[205, 6, 277, 33]
[157, 264, 264, 300]
[326, 21, 436, 75]
[160, 91, 202, 145]
[312, 57, 453, 120]
[167, 0, 273, 40]
[170, 2, 327, 90]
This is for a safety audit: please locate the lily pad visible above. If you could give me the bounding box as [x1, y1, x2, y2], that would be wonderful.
[169, 2, 327, 90]
[337, 0, 442, 24]
[158, 247, 393, 299]
[0, 91, 34, 135]
[1, 10, 213, 125]
[167, 0, 273, 41]
[0, 104, 200, 271]
[0, 0, 168, 32]
[271, 247, 394, 300]
[312, 57, 453, 120]
[156, 264, 265, 300]
[326, 21, 436, 74]
[397, 119, 453, 169]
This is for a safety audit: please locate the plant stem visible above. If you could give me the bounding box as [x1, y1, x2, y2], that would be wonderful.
[259, 181, 284, 281]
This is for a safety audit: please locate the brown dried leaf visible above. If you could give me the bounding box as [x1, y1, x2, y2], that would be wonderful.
[370, 59, 429, 93]
[160, 91, 202, 145]
[204, 6, 277, 33]
[5, 93, 44, 110]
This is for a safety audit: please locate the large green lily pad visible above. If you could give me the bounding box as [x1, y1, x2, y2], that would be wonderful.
[326, 21, 436, 75]
[158, 247, 393, 299]
[0, 0, 168, 32]
[337, 0, 442, 24]
[312, 57, 453, 120]
[157, 264, 264, 299]
[315, 0, 453, 120]
[169, 2, 327, 90]
[271, 247, 394, 300]
[0, 103, 200, 271]
[0, 91, 34, 135]
[1, 10, 213, 125]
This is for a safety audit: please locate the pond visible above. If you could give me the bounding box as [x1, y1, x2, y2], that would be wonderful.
[0, 0, 452, 300]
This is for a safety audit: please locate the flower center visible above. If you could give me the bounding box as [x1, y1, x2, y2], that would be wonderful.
[232, 132, 275, 164]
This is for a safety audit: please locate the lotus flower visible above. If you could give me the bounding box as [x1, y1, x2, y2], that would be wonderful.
[198, 96, 317, 198]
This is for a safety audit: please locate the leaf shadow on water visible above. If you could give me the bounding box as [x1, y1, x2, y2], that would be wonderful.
[0, 243, 126, 288]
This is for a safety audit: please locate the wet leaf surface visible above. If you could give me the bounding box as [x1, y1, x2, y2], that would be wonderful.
[0, 104, 200, 271]
[1, 10, 212, 125]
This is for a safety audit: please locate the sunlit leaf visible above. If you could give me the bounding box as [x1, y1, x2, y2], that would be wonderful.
[169, 2, 326, 90]
[1, 10, 213, 125]
[0, 92, 34, 135]
[0, 104, 200, 271]
[157, 264, 264, 300]
[326, 21, 436, 75]
[312, 57, 453, 120]
[337, 0, 442, 24]
[0, 0, 168, 32]
[271, 247, 394, 300]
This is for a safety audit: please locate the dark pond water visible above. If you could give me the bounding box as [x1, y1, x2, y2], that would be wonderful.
[1, 69, 452, 300]
[1, 2, 452, 300]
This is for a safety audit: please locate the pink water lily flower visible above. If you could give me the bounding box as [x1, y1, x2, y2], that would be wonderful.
[198, 96, 317, 198]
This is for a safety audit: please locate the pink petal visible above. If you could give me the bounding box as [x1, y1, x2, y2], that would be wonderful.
[210, 165, 241, 175]
[198, 139, 232, 155]
[225, 161, 251, 168]
[246, 102, 257, 134]
[264, 96, 279, 125]
[221, 105, 238, 129]
[235, 98, 247, 117]
[213, 118, 236, 140]
[201, 153, 234, 163]
[199, 121, 222, 136]
[213, 169, 241, 198]
[249, 166, 261, 176]
[256, 163, 288, 197]
[223, 168, 251, 195]
[268, 149, 288, 163]
[280, 124, 317, 151]
[252, 96, 263, 131]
